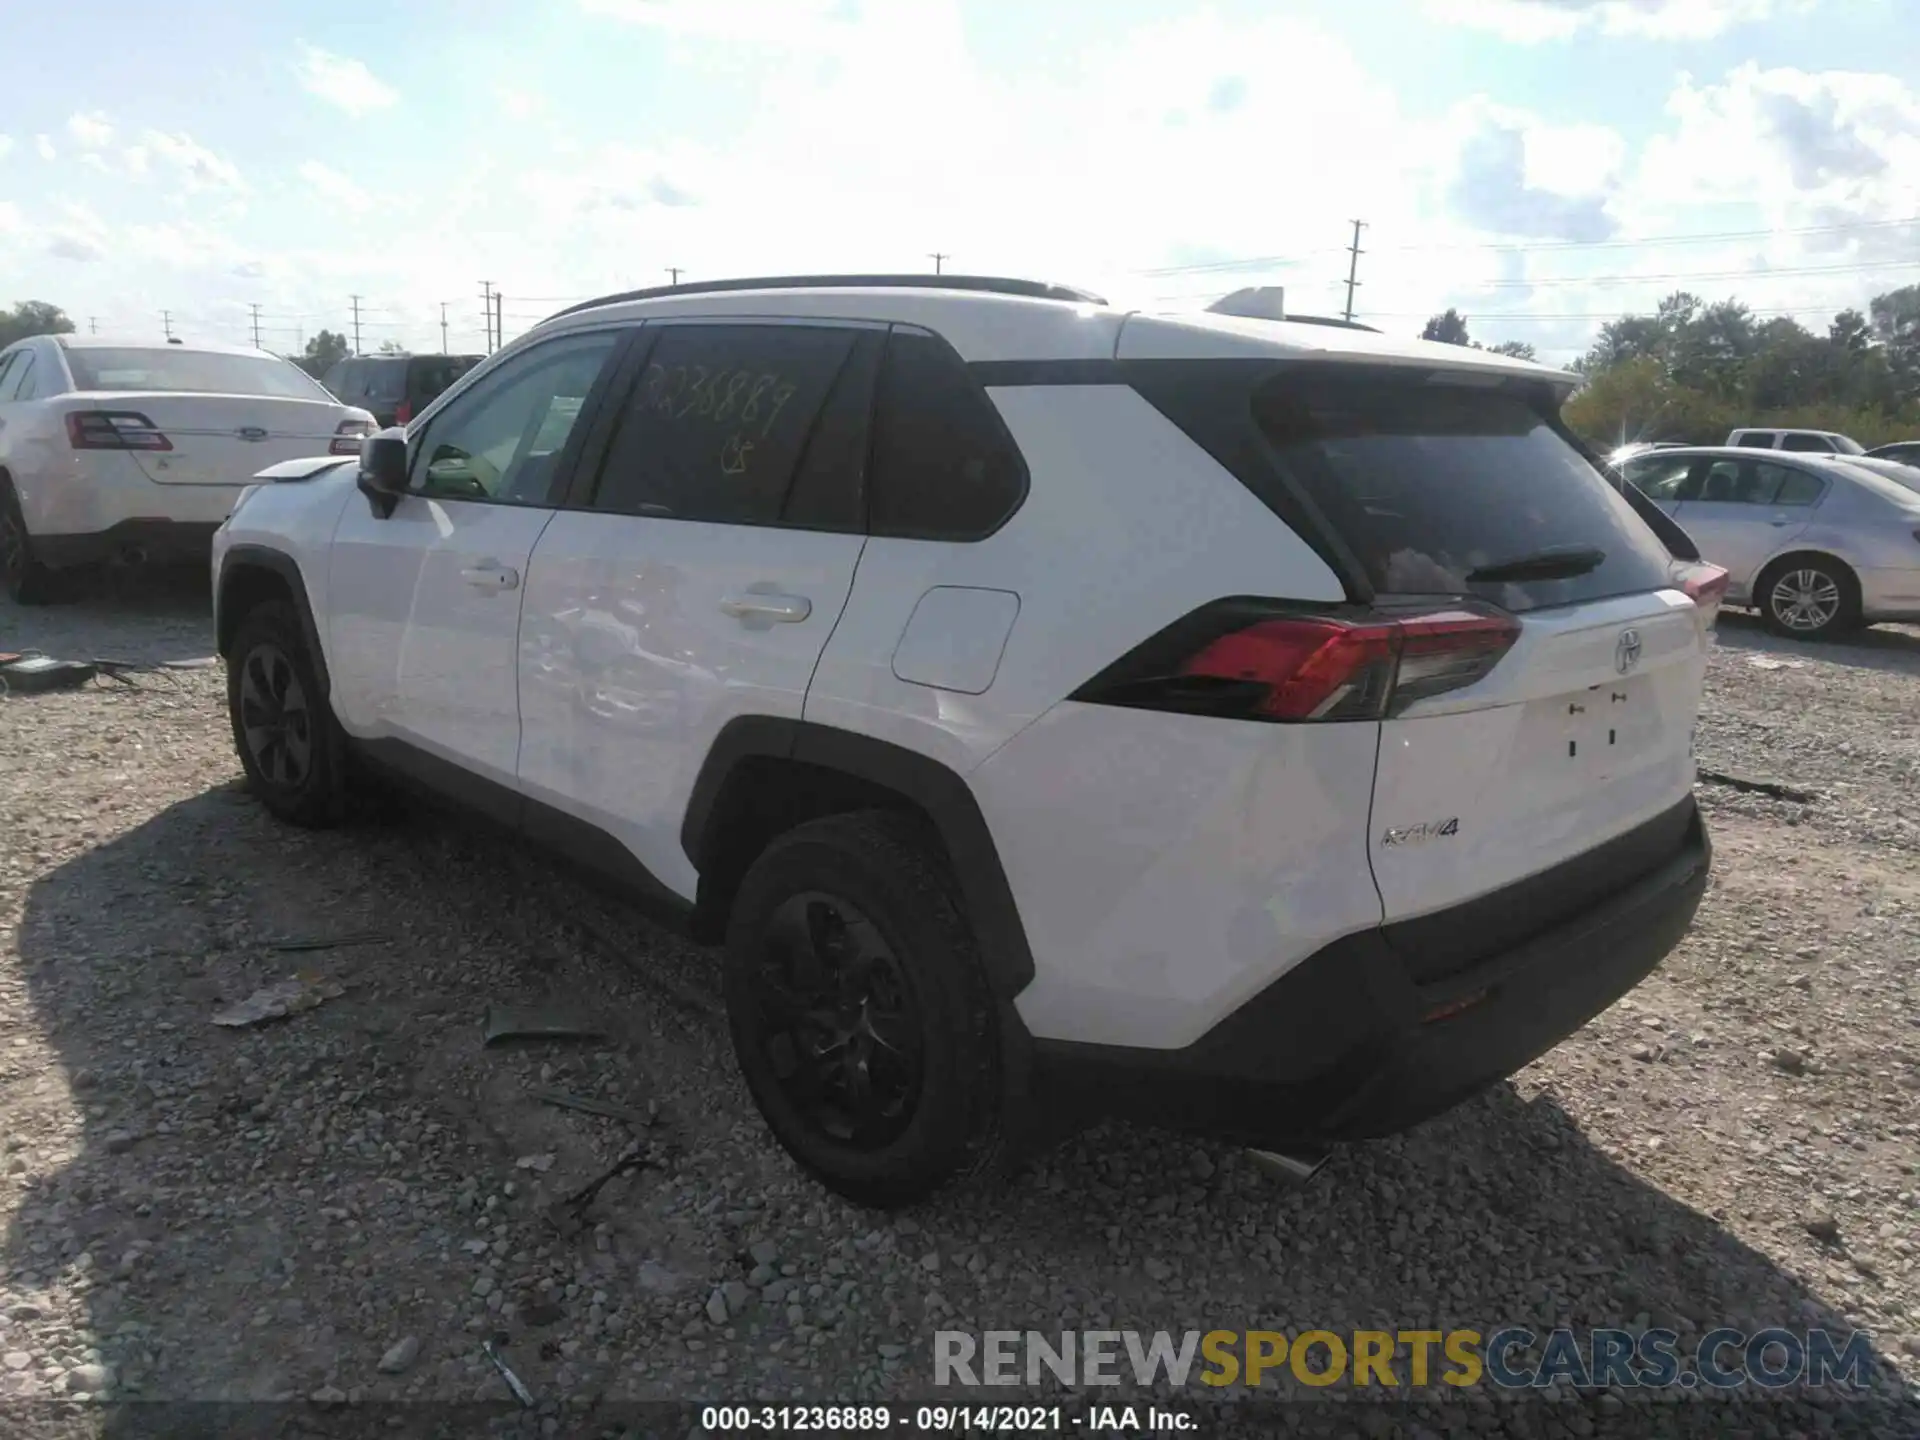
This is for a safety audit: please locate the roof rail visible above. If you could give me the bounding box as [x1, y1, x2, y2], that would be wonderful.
[547, 273, 1108, 321]
[1280, 314, 1381, 333]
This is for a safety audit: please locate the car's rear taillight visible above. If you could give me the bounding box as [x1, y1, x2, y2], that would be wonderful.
[330, 418, 375, 456]
[1673, 561, 1730, 629]
[1072, 600, 1521, 723]
[65, 411, 171, 451]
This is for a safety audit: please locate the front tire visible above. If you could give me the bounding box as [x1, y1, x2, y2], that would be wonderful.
[1759, 557, 1858, 640]
[226, 600, 346, 827]
[723, 811, 1004, 1209]
[0, 481, 57, 606]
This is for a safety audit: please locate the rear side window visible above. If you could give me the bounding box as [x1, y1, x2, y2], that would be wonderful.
[408, 357, 476, 402]
[11, 354, 38, 401]
[1771, 467, 1825, 505]
[867, 330, 1027, 540]
[358, 361, 406, 403]
[1781, 432, 1832, 453]
[0, 352, 18, 397]
[590, 323, 864, 527]
[1252, 372, 1676, 612]
[1733, 433, 1775, 448]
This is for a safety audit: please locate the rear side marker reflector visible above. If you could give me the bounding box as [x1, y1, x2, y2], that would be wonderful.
[1421, 990, 1489, 1024]
[65, 411, 171, 451]
[1071, 599, 1522, 723]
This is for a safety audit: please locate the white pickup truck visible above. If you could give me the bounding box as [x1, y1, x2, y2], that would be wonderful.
[1726, 427, 1865, 455]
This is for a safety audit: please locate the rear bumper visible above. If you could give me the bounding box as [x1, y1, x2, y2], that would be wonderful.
[1029, 796, 1710, 1148]
[35, 519, 222, 570]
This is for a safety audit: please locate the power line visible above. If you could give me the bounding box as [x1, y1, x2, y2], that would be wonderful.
[1132, 212, 1920, 281]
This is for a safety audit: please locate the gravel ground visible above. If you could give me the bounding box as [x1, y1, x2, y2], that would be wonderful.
[1, 576, 1917, 1437]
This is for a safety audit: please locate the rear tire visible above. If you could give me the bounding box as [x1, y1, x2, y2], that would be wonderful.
[723, 811, 1004, 1209]
[0, 480, 58, 606]
[226, 600, 347, 827]
[1757, 557, 1858, 640]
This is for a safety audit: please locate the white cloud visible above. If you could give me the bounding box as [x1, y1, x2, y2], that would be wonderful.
[295, 44, 399, 116]
[577, 0, 850, 49]
[36, 134, 56, 161]
[298, 160, 372, 213]
[67, 111, 114, 149]
[142, 130, 246, 191]
[0, 135, 13, 162]
[47, 202, 110, 264]
[495, 87, 545, 120]
[0, 201, 21, 235]
[1426, 0, 1805, 43]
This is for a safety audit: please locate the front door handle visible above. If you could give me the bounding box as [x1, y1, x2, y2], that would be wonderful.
[1771, 516, 1790, 527]
[461, 562, 520, 593]
[719, 592, 811, 624]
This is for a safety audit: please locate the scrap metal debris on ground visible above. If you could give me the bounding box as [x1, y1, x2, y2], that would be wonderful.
[482, 1003, 607, 1045]
[527, 1087, 655, 1127]
[269, 930, 392, 954]
[481, 1338, 535, 1408]
[210, 974, 346, 1027]
[545, 1138, 666, 1239]
[1696, 768, 1818, 805]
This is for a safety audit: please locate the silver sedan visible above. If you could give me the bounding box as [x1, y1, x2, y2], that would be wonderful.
[1618, 446, 1920, 639]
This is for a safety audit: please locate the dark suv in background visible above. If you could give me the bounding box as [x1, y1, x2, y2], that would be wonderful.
[320, 354, 481, 427]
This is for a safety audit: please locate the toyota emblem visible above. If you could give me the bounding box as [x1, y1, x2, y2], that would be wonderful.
[1615, 628, 1643, 675]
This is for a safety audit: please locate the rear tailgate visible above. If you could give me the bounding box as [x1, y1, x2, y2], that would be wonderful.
[1251, 366, 1709, 944]
[66, 394, 354, 486]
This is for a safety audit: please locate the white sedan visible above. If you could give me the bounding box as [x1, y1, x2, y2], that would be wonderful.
[0, 334, 374, 603]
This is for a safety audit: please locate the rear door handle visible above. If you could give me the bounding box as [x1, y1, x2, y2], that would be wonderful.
[460, 562, 520, 592]
[719, 592, 811, 623]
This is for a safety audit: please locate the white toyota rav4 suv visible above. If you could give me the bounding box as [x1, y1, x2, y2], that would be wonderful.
[0, 334, 375, 603]
[212, 274, 1724, 1207]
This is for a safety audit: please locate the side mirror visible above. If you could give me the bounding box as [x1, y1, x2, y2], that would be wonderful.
[357, 429, 409, 518]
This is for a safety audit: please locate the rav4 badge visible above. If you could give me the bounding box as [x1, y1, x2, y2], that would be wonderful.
[1382, 818, 1460, 847]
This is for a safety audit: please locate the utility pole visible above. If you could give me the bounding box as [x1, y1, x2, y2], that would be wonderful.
[666, 267, 683, 286]
[88, 317, 98, 335]
[493, 292, 504, 351]
[1342, 220, 1367, 324]
[440, 302, 449, 353]
[350, 295, 364, 354]
[928, 252, 948, 274]
[480, 281, 495, 351]
[161, 310, 174, 340]
[249, 303, 263, 349]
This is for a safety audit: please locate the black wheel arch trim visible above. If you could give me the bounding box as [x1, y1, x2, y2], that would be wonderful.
[217, 545, 331, 698]
[681, 716, 1038, 1005]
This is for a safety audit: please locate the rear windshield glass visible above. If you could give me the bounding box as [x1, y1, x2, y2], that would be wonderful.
[64, 347, 330, 400]
[1253, 372, 1676, 612]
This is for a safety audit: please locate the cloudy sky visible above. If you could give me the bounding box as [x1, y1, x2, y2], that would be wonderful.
[1, 0, 1915, 364]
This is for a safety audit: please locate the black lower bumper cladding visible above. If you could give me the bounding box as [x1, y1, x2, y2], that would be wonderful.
[1031, 796, 1711, 1149]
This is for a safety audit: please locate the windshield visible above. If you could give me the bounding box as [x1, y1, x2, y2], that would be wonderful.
[63, 347, 332, 400]
[1830, 434, 1865, 456]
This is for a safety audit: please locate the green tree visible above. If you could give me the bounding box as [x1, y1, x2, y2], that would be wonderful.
[1486, 339, 1537, 361]
[0, 301, 76, 350]
[1421, 309, 1472, 346]
[1869, 284, 1920, 398]
[296, 329, 352, 379]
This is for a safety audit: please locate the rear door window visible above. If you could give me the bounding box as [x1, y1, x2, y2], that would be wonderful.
[1781, 432, 1833, 453]
[1733, 433, 1775, 448]
[589, 323, 868, 529]
[1623, 454, 1693, 500]
[1252, 371, 1676, 612]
